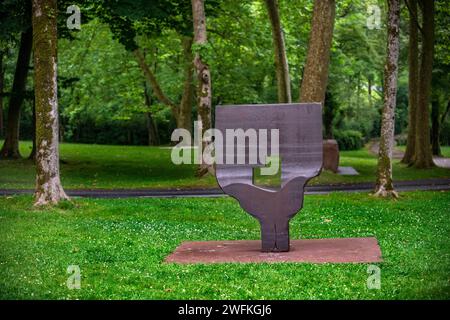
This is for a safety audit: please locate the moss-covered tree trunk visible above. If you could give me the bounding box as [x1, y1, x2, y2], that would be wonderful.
[402, 0, 419, 164]
[32, 0, 69, 206]
[28, 97, 37, 160]
[299, 0, 335, 104]
[141, 49, 160, 146]
[178, 36, 194, 134]
[374, 0, 400, 198]
[412, 0, 435, 168]
[0, 28, 33, 159]
[143, 81, 159, 146]
[192, 0, 213, 176]
[323, 90, 335, 139]
[265, 0, 291, 103]
[431, 98, 441, 156]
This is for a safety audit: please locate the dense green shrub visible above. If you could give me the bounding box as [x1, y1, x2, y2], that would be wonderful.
[334, 130, 364, 150]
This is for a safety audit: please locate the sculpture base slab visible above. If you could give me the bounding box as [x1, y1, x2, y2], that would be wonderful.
[165, 237, 382, 264]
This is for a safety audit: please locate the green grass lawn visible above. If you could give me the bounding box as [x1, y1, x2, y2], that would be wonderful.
[0, 191, 449, 299]
[0, 141, 449, 190]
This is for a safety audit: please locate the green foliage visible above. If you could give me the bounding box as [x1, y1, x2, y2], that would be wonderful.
[334, 130, 364, 151]
[1, 0, 449, 147]
[328, 0, 386, 139]
[0, 0, 31, 43]
[191, 42, 213, 65]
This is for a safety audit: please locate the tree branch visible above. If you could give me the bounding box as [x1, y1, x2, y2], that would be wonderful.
[133, 48, 178, 113]
[404, 0, 424, 36]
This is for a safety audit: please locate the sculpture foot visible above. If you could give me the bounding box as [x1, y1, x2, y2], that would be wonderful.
[260, 220, 290, 252]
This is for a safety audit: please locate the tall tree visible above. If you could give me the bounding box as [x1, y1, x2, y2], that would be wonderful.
[0, 27, 33, 159]
[374, 0, 401, 198]
[430, 98, 441, 156]
[28, 97, 36, 160]
[401, 0, 419, 164]
[143, 78, 160, 146]
[192, 0, 213, 176]
[412, 0, 435, 168]
[265, 0, 291, 103]
[32, 0, 68, 206]
[142, 48, 159, 146]
[300, 0, 336, 104]
[178, 36, 194, 132]
[427, 0, 449, 156]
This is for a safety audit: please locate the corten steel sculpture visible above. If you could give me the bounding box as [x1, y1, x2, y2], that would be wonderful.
[215, 103, 323, 252]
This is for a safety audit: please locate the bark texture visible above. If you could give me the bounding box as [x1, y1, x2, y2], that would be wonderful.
[402, 0, 419, 164]
[323, 90, 335, 139]
[430, 98, 441, 156]
[374, 0, 400, 198]
[0, 28, 33, 159]
[29, 97, 37, 160]
[299, 0, 335, 104]
[192, 0, 213, 176]
[143, 81, 159, 146]
[265, 0, 291, 103]
[412, 0, 435, 168]
[178, 37, 194, 133]
[32, 0, 69, 206]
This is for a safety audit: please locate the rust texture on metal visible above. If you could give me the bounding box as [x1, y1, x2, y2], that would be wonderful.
[215, 103, 323, 252]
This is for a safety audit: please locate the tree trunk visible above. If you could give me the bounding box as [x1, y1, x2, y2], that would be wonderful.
[265, 0, 291, 103]
[143, 81, 159, 146]
[134, 41, 193, 134]
[0, 51, 4, 138]
[32, 0, 69, 206]
[0, 28, 33, 159]
[412, 0, 435, 168]
[299, 0, 336, 104]
[177, 36, 194, 133]
[323, 90, 335, 139]
[28, 97, 36, 160]
[431, 98, 441, 156]
[134, 48, 178, 114]
[374, 0, 400, 198]
[402, 0, 419, 164]
[192, 0, 213, 176]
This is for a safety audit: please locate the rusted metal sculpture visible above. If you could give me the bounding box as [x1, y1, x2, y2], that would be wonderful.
[215, 103, 323, 252]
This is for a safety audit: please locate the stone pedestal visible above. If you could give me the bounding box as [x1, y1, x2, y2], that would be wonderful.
[165, 237, 382, 264]
[323, 139, 340, 173]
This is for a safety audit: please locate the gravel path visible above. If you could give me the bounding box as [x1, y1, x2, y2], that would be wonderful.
[368, 140, 450, 168]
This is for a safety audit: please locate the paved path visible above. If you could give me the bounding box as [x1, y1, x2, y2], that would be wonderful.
[369, 140, 405, 159]
[433, 157, 450, 169]
[1, 178, 449, 198]
[368, 140, 450, 168]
